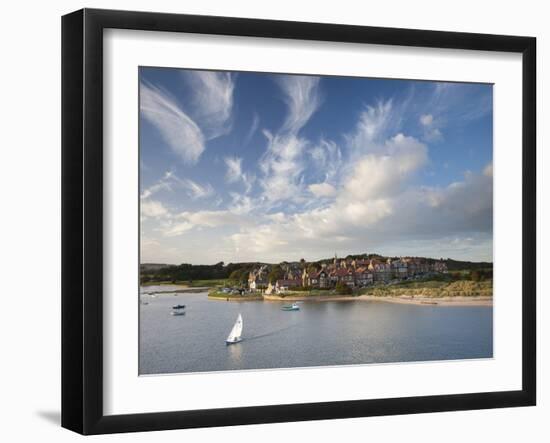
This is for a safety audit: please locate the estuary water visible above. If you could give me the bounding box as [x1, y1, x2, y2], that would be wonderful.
[139, 290, 493, 375]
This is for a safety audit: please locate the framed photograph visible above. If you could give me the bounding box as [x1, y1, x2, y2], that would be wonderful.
[62, 8, 536, 435]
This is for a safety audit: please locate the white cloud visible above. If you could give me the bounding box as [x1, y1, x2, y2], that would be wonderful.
[224, 91, 492, 263]
[229, 192, 253, 215]
[228, 163, 492, 263]
[419, 113, 443, 142]
[256, 76, 323, 204]
[259, 132, 308, 203]
[141, 180, 171, 200]
[308, 139, 342, 183]
[142, 170, 214, 201]
[224, 156, 256, 193]
[177, 210, 247, 228]
[345, 134, 428, 200]
[162, 222, 194, 237]
[243, 113, 260, 145]
[141, 200, 169, 218]
[224, 156, 243, 183]
[185, 71, 235, 139]
[346, 100, 395, 157]
[308, 182, 336, 197]
[275, 75, 321, 134]
[140, 81, 205, 164]
[420, 114, 434, 126]
[179, 178, 214, 200]
[141, 79, 493, 264]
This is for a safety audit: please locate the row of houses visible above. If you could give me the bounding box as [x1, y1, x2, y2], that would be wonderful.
[249, 256, 448, 293]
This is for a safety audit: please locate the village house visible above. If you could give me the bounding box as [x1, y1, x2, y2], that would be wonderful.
[355, 267, 374, 286]
[248, 265, 269, 291]
[391, 258, 408, 279]
[275, 278, 301, 294]
[247, 255, 448, 291]
[368, 259, 392, 282]
[434, 260, 448, 273]
[303, 266, 330, 288]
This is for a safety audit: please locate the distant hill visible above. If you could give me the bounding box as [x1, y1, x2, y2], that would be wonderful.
[444, 259, 493, 271]
[140, 263, 170, 272]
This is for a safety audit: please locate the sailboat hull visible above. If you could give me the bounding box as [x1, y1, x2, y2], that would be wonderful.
[225, 338, 242, 345]
[171, 311, 185, 316]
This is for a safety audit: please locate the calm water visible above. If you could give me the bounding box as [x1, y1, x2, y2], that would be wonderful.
[139, 291, 493, 375]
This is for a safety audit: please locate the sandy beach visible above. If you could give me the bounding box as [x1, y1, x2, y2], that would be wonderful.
[357, 294, 493, 306]
[263, 293, 493, 306]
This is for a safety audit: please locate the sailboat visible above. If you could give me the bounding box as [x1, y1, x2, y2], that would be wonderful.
[225, 313, 243, 345]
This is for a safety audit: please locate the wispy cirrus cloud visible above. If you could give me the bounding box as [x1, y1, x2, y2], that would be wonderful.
[224, 156, 243, 183]
[141, 170, 214, 201]
[141, 170, 174, 200]
[413, 83, 492, 142]
[184, 70, 235, 139]
[345, 100, 395, 156]
[258, 75, 323, 204]
[243, 113, 260, 146]
[140, 69, 493, 265]
[224, 156, 256, 193]
[275, 75, 322, 134]
[140, 81, 205, 164]
[178, 178, 214, 200]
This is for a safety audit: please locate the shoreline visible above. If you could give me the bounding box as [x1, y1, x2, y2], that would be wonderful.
[263, 293, 492, 306]
[208, 294, 264, 301]
[141, 285, 492, 307]
[141, 287, 211, 295]
[357, 294, 492, 307]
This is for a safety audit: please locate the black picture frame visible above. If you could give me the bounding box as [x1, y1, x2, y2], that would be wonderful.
[62, 8, 536, 435]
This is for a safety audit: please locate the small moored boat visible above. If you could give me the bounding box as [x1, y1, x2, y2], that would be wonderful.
[281, 303, 300, 311]
[171, 308, 186, 316]
[171, 304, 186, 315]
[226, 313, 243, 345]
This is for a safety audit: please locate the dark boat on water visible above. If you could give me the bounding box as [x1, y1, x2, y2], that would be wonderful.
[171, 304, 186, 316]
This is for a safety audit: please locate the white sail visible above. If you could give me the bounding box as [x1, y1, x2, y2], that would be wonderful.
[226, 313, 243, 343]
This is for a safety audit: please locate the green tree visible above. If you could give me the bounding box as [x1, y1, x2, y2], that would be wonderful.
[335, 281, 353, 295]
[307, 264, 318, 274]
[268, 265, 284, 284]
[229, 270, 242, 281]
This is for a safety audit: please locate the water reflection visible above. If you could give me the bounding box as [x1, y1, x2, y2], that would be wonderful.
[245, 324, 298, 342]
[227, 342, 243, 364]
[139, 291, 493, 375]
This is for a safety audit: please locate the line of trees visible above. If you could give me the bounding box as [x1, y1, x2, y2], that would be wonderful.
[140, 262, 260, 284]
[140, 255, 493, 284]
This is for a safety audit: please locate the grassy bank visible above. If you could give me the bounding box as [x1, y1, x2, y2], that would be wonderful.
[208, 290, 263, 301]
[360, 279, 492, 298]
[141, 279, 229, 288]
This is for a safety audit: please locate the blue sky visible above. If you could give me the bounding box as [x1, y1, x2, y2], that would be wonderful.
[139, 67, 493, 265]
